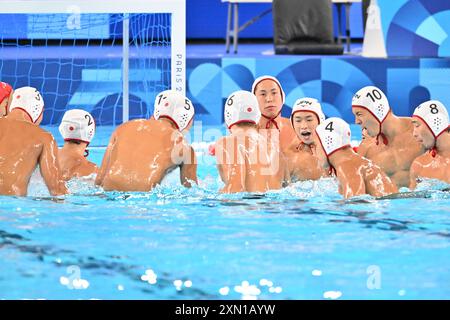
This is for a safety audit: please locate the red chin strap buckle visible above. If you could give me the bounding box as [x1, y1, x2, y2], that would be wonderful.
[376, 132, 388, 146]
[430, 147, 437, 158]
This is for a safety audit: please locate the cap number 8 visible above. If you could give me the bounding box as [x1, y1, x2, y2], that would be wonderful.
[429, 104, 439, 115]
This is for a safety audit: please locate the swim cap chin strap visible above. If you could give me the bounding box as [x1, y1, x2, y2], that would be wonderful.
[411, 116, 449, 158]
[262, 110, 281, 130]
[328, 165, 337, 177]
[376, 110, 390, 146]
[428, 126, 448, 158]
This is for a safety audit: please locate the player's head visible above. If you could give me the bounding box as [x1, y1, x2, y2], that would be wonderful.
[153, 90, 195, 132]
[59, 109, 96, 147]
[315, 117, 352, 169]
[291, 97, 325, 145]
[412, 100, 449, 153]
[352, 86, 390, 140]
[9, 86, 44, 125]
[224, 90, 261, 130]
[252, 75, 285, 119]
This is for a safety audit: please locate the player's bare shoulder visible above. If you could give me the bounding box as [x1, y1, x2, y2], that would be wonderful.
[117, 118, 149, 132]
[279, 117, 292, 127]
[12, 119, 53, 144]
[412, 152, 432, 167]
[397, 117, 418, 139]
[361, 157, 384, 177]
[398, 116, 414, 129]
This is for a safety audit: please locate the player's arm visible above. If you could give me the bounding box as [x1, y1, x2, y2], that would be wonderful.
[95, 131, 116, 186]
[73, 161, 98, 179]
[409, 159, 421, 190]
[215, 138, 228, 184]
[365, 167, 398, 197]
[338, 166, 365, 199]
[221, 163, 246, 193]
[216, 137, 245, 193]
[342, 176, 365, 199]
[180, 144, 198, 188]
[39, 133, 68, 196]
[280, 152, 291, 187]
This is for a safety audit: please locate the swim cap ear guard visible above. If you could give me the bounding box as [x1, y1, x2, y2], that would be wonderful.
[413, 100, 449, 157]
[315, 117, 352, 176]
[290, 97, 326, 127]
[9, 86, 44, 123]
[0, 82, 13, 115]
[59, 109, 96, 145]
[224, 90, 261, 129]
[352, 86, 390, 145]
[153, 90, 195, 131]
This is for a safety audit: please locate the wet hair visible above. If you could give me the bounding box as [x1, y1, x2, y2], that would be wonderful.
[234, 122, 257, 128]
[66, 140, 82, 145]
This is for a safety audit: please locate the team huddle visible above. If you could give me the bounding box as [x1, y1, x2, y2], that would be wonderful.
[0, 76, 449, 199]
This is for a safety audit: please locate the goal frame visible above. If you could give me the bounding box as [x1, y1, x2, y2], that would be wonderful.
[0, 0, 186, 123]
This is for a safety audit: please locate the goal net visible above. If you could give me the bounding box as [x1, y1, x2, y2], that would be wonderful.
[0, 0, 186, 126]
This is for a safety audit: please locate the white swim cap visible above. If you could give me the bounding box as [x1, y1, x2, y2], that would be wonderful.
[315, 117, 352, 157]
[224, 90, 261, 129]
[153, 90, 195, 131]
[59, 109, 96, 144]
[9, 86, 44, 123]
[251, 75, 285, 104]
[352, 86, 390, 123]
[413, 100, 449, 157]
[352, 86, 390, 145]
[290, 97, 326, 127]
[413, 100, 449, 138]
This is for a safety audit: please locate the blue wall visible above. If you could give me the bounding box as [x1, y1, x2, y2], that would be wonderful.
[2, 55, 450, 126]
[186, 56, 450, 125]
[379, 0, 450, 57]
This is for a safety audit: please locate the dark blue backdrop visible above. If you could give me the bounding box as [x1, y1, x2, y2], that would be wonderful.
[187, 0, 364, 39]
[0, 2, 364, 40]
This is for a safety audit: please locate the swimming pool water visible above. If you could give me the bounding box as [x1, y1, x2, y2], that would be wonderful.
[0, 125, 449, 300]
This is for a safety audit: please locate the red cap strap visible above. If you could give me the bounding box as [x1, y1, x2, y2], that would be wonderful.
[262, 110, 281, 130]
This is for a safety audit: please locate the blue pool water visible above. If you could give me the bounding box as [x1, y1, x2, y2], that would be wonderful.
[0, 125, 449, 300]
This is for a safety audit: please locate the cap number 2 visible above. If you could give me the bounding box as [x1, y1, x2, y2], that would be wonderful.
[85, 114, 93, 126]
